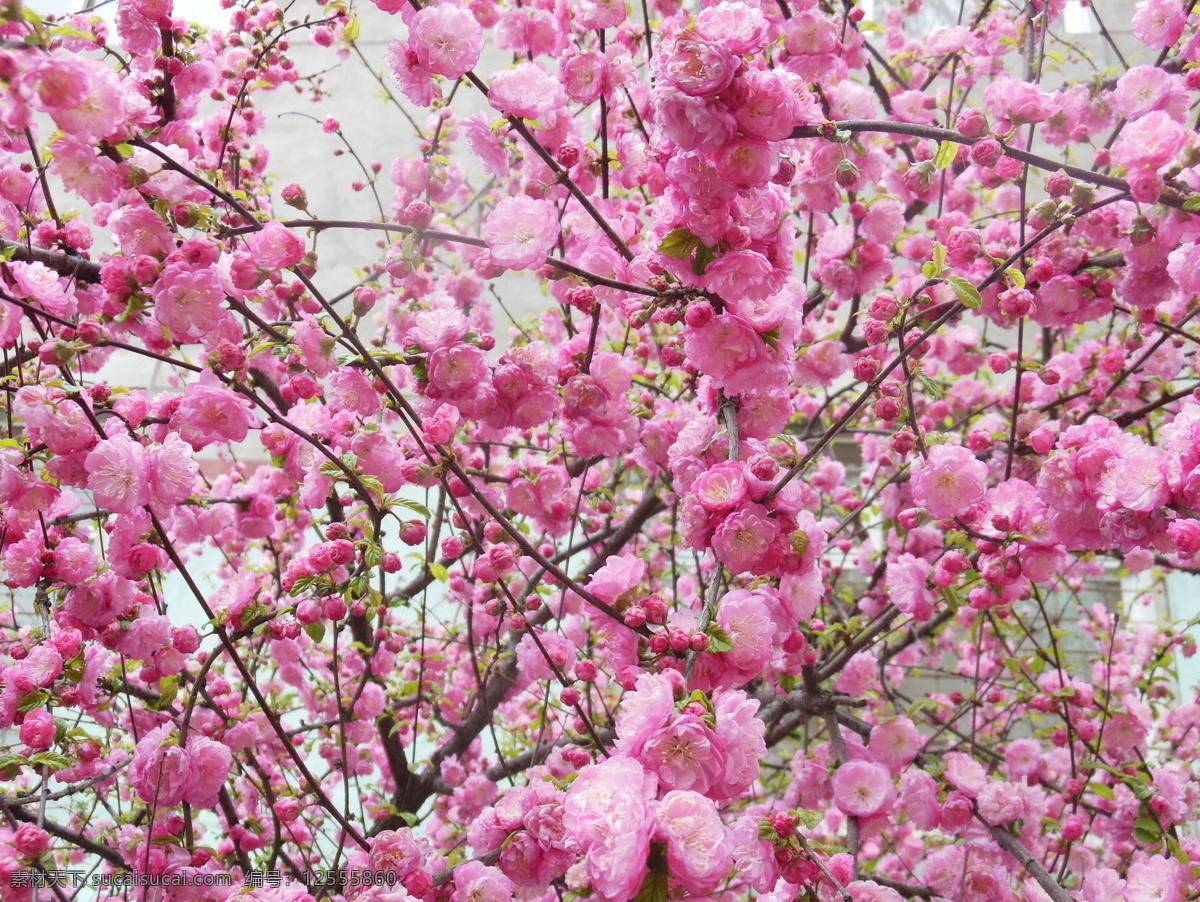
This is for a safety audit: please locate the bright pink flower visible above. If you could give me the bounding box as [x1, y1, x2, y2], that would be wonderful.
[640, 714, 727, 793]
[832, 759, 895, 817]
[653, 790, 733, 895]
[63, 573, 136, 629]
[246, 222, 306, 269]
[86, 433, 150, 513]
[697, 3, 772, 55]
[691, 462, 748, 512]
[659, 34, 736, 96]
[19, 707, 55, 750]
[131, 725, 192, 807]
[653, 87, 737, 152]
[702, 249, 780, 302]
[427, 344, 489, 394]
[411, 4, 483, 78]
[171, 382, 259, 449]
[183, 736, 232, 809]
[910, 444, 987, 520]
[488, 63, 566, 119]
[483, 196, 558, 270]
[712, 503, 779, 574]
[152, 262, 225, 341]
[713, 589, 775, 682]
[587, 553, 646, 604]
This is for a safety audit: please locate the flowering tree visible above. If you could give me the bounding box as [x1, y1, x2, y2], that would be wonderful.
[1, 0, 1200, 899]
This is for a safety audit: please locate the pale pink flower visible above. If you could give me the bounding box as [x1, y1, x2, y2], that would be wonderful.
[640, 715, 727, 793]
[451, 860, 512, 902]
[246, 221, 306, 269]
[615, 672, 675, 756]
[483, 196, 558, 270]
[832, 759, 895, 817]
[846, 881, 903, 902]
[86, 433, 150, 513]
[411, 4, 483, 78]
[1132, 0, 1185, 48]
[713, 589, 775, 683]
[152, 262, 226, 340]
[563, 757, 657, 902]
[910, 444, 987, 520]
[884, 554, 934, 621]
[1114, 110, 1186, 172]
[488, 63, 567, 119]
[943, 751, 987, 798]
[659, 34, 736, 96]
[1124, 855, 1184, 902]
[710, 688, 765, 800]
[868, 718, 921, 768]
[653, 791, 733, 895]
[577, 0, 626, 29]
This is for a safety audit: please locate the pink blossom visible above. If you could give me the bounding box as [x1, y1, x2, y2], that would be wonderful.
[488, 63, 567, 120]
[1124, 855, 1184, 902]
[131, 725, 192, 807]
[452, 861, 512, 902]
[483, 196, 558, 271]
[1132, 0, 1185, 48]
[868, 718, 921, 768]
[246, 222, 306, 269]
[19, 707, 55, 750]
[1114, 110, 1186, 172]
[659, 34, 736, 96]
[563, 757, 656, 902]
[640, 715, 727, 793]
[184, 736, 232, 809]
[910, 444, 987, 520]
[710, 688, 765, 800]
[884, 554, 935, 621]
[943, 751, 987, 797]
[86, 433, 150, 513]
[587, 553, 646, 604]
[712, 503, 779, 574]
[615, 672, 675, 756]
[712, 589, 775, 683]
[428, 344, 489, 394]
[411, 4, 483, 78]
[152, 262, 226, 341]
[832, 759, 896, 817]
[171, 382, 259, 449]
[653, 790, 733, 895]
[691, 461, 748, 512]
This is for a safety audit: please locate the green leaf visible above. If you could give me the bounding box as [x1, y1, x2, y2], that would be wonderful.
[148, 675, 180, 712]
[693, 243, 716, 276]
[1133, 816, 1162, 845]
[1087, 781, 1114, 800]
[1004, 266, 1026, 289]
[342, 15, 360, 42]
[393, 497, 432, 519]
[429, 562, 449, 582]
[706, 623, 735, 653]
[658, 228, 701, 259]
[29, 751, 73, 770]
[945, 275, 982, 310]
[633, 871, 668, 902]
[304, 621, 326, 644]
[934, 140, 959, 170]
[1183, 195, 1200, 212]
[795, 807, 824, 829]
